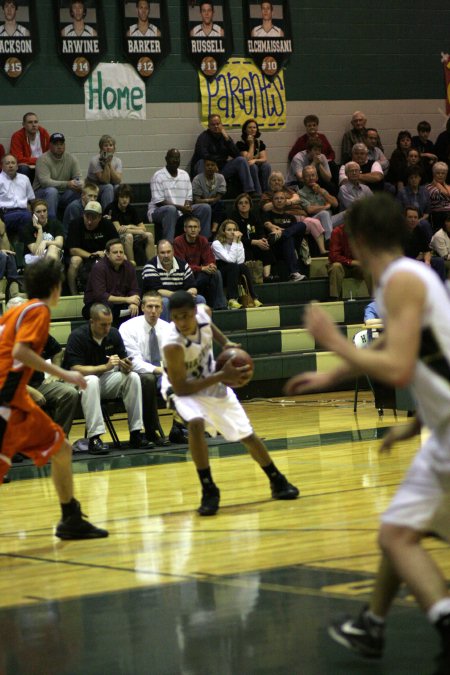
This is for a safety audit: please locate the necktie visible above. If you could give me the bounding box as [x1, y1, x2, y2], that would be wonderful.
[149, 326, 161, 367]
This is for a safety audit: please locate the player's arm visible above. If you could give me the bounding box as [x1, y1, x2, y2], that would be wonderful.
[304, 272, 425, 387]
[12, 342, 87, 389]
[164, 343, 248, 395]
[379, 416, 422, 454]
[210, 315, 241, 350]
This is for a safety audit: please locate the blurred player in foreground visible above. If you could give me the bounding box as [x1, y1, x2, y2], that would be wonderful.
[161, 290, 299, 515]
[0, 258, 108, 540]
[286, 193, 450, 674]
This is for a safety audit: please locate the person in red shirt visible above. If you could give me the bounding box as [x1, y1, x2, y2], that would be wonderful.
[327, 222, 373, 299]
[288, 114, 336, 162]
[173, 216, 227, 309]
[0, 257, 108, 539]
[9, 112, 50, 180]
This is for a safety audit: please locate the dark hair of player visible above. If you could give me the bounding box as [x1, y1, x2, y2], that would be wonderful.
[169, 290, 196, 312]
[346, 193, 409, 253]
[24, 258, 64, 299]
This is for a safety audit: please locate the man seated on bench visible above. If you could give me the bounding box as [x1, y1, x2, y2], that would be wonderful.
[63, 303, 152, 454]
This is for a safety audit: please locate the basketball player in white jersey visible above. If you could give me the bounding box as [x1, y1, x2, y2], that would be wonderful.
[286, 193, 450, 674]
[251, 1, 284, 38]
[161, 291, 299, 516]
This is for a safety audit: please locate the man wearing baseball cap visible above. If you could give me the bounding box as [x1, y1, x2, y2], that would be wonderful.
[34, 133, 82, 220]
[66, 200, 117, 294]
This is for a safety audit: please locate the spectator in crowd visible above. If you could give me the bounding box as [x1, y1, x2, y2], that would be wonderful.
[142, 239, 206, 321]
[263, 190, 306, 282]
[105, 184, 154, 265]
[22, 199, 64, 266]
[61, 0, 97, 37]
[232, 192, 277, 282]
[426, 161, 450, 231]
[341, 110, 383, 164]
[339, 143, 384, 192]
[127, 0, 160, 37]
[430, 213, 450, 277]
[434, 118, 450, 164]
[287, 138, 333, 189]
[236, 119, 272, 194]
[364, 128, 389, 173]
[173, 216, 227, 310]
[404, 206, 445, 281]
[288, 114, 336, 163]
[9, 112, 50, 181]
[0, 143, 4, 164]
[34, 133, 82, 219]
[386, 130, 413, 193]
[86, 135, 122, 210]
[397, 166, 431, 238]
[62, 182, 99, 238]
[298, 165, 340, 243]
[0, 153, 34, 238]
[412, 120, 437, 178]
[0, 217, 22, 300]
[63, 303, 150, 454]
[191, 114, 256, 194]
[211, 219, 262, 308]
[327, 222, 373, 299]
[66, 201, 117, 295]
[83, 238, 141, 324]
[148, 148, 211, 242]
[338, 161, 374, 211]
[192, 159, 226, 238]
[0, 0, 29, 36]
[119, 291, 172, 446]
[261, 171, 325, 262]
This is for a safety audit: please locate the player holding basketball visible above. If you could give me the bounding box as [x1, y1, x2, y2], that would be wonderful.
[0, 258, 108, 540]
[286, 193, 450, 673]
[161, 290, 299, 515]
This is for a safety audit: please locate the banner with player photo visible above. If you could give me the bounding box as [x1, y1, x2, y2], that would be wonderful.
[55, 0, 106, 81]
[244, 0, 292, 78]
[123, 0, 170, 79]
[0, 0, 37, 82]
[185, 0, 233, 80]
[442, 52, 450, 115]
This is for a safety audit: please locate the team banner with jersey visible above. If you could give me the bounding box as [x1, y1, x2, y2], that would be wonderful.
[0, 0, 37, 82]
[442, 52, 450, 115]
[199, 57, 286, 129]
[185, 0, 233, 80]
[122, 0, 170, 79]
[243, 0, 292, 78]
[55, 0, 106, 81]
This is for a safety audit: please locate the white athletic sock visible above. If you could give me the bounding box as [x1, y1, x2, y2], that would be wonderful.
[427, 597, 450, 624]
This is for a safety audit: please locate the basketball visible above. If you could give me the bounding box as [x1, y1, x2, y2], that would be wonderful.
[215, 347, 254, 387]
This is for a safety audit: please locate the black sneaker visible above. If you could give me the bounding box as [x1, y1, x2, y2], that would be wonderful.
[169, 423, 189, 444]
[88, 437, 109, 455]
[271, 476, 300, 500]
[55, 515, 109, 540]
[198, 487, 220, 516]
[147, 432, 171, 447]
[129, 431, 154, 449]
[434, 615, 450, 675]
[328, 606, 385, 658]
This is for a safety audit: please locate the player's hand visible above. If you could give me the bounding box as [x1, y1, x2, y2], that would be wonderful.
[221, 357, 251, 386]
[304, 303, 342, 351]
[379, 419, 420, 454]
[284, 371, 336, 395]
[64, 371, 87, 390]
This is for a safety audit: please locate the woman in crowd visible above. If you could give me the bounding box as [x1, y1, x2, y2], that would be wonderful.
[386, 130, 413, 193]
[23, 199, 64, 265]
[87, 134, 123, 209]
[397, 166, 432, 238]
[105, 184, 154, 265]
[211, 219, 262, 309]
[426, 161, 450, 231]
[236, 119, 272, 194]
[233, 192, 277, 282]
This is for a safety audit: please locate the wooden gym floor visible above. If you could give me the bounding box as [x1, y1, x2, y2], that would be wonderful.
[0, 392, 448, 675]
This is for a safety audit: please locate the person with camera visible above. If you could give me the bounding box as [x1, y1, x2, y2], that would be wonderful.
[66, 201, 117, 295]
[86, 135, 123, 210]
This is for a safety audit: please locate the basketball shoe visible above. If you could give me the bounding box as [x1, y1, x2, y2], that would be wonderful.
[198, 487, 220, 516]
[56, 499, 109, 540]
[271, 476, 299, 500]
[328, 605, 385, 658]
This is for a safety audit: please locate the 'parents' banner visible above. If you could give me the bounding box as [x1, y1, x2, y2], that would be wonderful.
[85, 62, 146, 120]
[199, 57, 286, 129]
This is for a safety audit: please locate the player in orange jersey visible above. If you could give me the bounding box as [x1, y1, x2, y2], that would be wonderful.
[0, 258, 108, 539]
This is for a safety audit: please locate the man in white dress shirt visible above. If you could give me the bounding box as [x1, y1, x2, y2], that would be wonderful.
[0, 154, 34, 237]
[120, 291, 172, 445]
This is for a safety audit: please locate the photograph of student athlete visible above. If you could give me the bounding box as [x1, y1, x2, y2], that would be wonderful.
[161, 290, 299, 516]
[190, 1, 224, 37]
[251, 1, 284, 38]
[61, 0, 97, 37]
[0, 0, 29, 37]
[127, 0, 160, 37]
